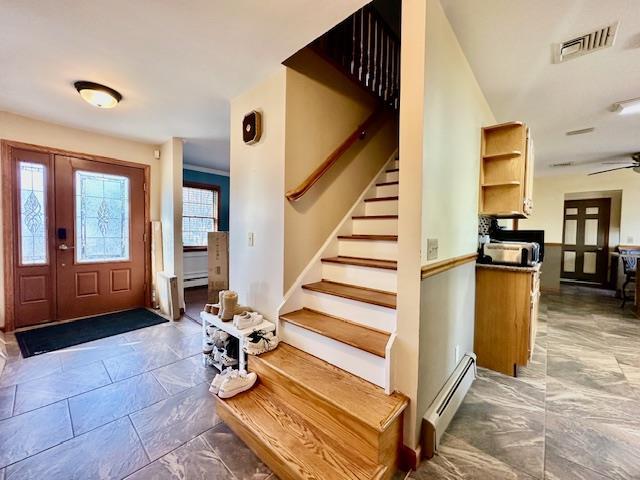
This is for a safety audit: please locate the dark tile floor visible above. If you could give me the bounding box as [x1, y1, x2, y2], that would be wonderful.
[0, 315, 274, 479]
[411, 286, 640, 480]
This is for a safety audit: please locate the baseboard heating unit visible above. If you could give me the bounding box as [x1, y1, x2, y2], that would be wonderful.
[421, 353, 476, 459]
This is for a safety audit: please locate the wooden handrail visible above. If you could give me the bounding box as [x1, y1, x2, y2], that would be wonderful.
[285, 109, 382, 202]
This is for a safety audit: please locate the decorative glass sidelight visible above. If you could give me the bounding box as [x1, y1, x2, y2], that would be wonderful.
[19, 162, 47, 265]
[75, 170, 130, 263]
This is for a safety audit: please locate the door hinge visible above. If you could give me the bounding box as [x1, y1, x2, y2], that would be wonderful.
[143, 182, 148, 192]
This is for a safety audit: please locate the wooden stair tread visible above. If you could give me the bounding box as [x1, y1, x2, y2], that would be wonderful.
[364, 196, 398, 203]
[375, 181, 399, 186]
[337, 234, 398, 241]
[255, 343, 408, 432]
[217, 383, 386, 480]
[302, 280, 397, 309]
[280, 308, 390, 358]
[321, 256, 397, 270]
[352, 215, 398, 220]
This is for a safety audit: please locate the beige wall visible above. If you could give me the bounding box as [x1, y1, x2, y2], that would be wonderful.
[396, 0, 495, 448]
[0, 111, 162, 328]
[283, 49, 398, 291]
[229, 68, 287, 320]
[522, 170, 640, 245]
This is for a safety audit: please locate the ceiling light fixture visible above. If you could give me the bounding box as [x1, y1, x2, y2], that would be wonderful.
[74, 81, 122, 108]
[613, 97, 640, 115]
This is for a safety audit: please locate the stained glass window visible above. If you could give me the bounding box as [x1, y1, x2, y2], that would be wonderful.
[182, 185, 218, 247]
[19, 162, 47, 265]
[75, 171, 130, 263]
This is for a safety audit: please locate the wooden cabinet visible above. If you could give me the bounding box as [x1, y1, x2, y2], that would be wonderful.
[474, 264, 541, 376]
[479, 121, 535, 218]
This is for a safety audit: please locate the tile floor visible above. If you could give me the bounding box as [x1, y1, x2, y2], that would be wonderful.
[411, 286, 640, 480]
[0, 315, 274, 480]
[0, 286, 637, 479]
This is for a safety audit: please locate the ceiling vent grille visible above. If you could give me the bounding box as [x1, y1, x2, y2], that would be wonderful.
[550, 161, 575, 168]
[554, 22, 618, 63]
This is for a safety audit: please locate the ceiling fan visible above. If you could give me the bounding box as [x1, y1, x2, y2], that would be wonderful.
[588, 152, 640, 176]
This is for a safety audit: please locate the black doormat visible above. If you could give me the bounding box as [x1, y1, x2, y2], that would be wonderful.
[15, 308, 168, 358]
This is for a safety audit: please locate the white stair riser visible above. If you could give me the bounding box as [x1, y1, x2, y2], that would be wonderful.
[375, 183, 399, 197]
[338, 239, 398, 261]
[365, 200, 398, 216]
[322, 263, 397, 292]
[383, 171, 399, 183]
[280, 322, 386, 387]
[390, 159, 399, 170]
[352, 218, 398, 235]
[301, 289, 396, 332]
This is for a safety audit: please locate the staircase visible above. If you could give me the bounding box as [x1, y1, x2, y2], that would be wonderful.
[216, 154, 405, 479]
[280, 154, 400, 389]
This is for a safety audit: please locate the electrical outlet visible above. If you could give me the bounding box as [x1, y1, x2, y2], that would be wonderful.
[427, 238, 438, 261]
[455, 345, 460, 363]
[247, 232, 255, 247]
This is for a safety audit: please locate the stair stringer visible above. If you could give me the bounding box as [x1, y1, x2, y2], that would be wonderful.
[279, 149, 398, 392]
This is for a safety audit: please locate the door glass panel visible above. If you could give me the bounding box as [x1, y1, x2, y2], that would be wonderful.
[565, 207, 578, 215]
[584, 219, 598, 246]
[19, 162, 47, 265]
[75, 171, 130, 263]
[583, 252, 597, 274]
[564, 219, 577, 245]
[563, 251, 576, 272]
[586, 207, 599, 215]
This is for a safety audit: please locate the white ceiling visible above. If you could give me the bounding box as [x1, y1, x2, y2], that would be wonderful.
[0, 0, 367, 170]
[440, 0, 640, 177]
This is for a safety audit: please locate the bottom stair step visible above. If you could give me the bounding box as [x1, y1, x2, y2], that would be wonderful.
[217, 384, 387, 480]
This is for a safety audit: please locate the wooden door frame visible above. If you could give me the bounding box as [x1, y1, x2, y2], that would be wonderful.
[1, 140, 152, 332]
[560, 198, 611, 285]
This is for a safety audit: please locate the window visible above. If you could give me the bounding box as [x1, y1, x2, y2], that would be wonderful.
[182, 182, 219, 249]
[75, 170, 130, 263]
[19, 162, 48, 265]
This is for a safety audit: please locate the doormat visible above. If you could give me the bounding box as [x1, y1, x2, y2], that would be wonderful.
[15, 308, 169, 358]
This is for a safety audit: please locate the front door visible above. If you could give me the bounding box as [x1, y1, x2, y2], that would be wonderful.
[54, 155, 146, 320]
[561, 198, 611, 285]
[8, 147, 148, 327]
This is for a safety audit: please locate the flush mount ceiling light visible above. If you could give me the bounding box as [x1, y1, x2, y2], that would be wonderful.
[74, 81, 122, 108]
[613, 97, 640, 115]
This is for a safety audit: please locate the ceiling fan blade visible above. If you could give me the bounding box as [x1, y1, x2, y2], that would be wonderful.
[588, 166, 635, 176]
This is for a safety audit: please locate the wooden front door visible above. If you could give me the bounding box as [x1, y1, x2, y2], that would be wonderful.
[6, 145, 148, 328]
[54, 155, 146, 320]
[561, 198, 611, 285]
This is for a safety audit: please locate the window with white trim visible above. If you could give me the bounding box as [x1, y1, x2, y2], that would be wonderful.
[182, 183, 219, 248]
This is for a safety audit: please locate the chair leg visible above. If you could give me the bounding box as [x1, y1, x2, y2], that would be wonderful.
[621, 278, 630, 308]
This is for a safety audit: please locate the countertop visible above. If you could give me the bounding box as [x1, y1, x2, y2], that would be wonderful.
[476, 262, 541, 273]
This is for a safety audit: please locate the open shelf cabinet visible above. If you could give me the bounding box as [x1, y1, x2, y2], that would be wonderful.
[479, 121, 534, 218]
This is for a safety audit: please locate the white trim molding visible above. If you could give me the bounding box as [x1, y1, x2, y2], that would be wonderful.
[183, 163, 230, 177]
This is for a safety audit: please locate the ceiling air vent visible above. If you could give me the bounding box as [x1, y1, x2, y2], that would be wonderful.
[550, 161, 575, 168]
[553, 22, 618, 63]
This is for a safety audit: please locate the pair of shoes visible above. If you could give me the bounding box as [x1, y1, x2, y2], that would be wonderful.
[243, 330, 279, 355]
[205, 325, 218, 337]
[210, 370, 258, 399]
[202, 340, 214, 355]
[233, 311, 263, 330]
[210, 329, 230, 347]
[214, 348, 238, 367]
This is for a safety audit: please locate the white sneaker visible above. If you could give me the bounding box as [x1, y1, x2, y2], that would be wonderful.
[202, 340, 214, 355]
[209, 367, 237, 395]
[214, 349, 238, 367]
[210, 330, 230, 346]
[233, 312, 263, 330]
[243, 330, 279, 355]
[206, 325, 218, 337]
[218, 371, 258, 399]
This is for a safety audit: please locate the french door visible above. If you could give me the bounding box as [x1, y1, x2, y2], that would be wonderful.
[561, 198, 611, 285]
[9, 147, 147, 328]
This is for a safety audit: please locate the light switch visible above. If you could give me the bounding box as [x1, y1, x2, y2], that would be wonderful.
[427, 238, 438, 261]
[248, 232, 255, 247]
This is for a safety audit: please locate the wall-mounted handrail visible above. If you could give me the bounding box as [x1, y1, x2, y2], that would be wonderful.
[285, 108, 382, 202]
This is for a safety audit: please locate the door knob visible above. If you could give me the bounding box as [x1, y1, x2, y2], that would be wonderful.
[58, 244, 74, 251]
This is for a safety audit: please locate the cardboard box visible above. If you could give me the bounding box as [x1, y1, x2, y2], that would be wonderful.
[208, 232, 229, 302]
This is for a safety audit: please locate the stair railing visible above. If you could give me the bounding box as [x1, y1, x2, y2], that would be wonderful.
[286, 5, 400, 202]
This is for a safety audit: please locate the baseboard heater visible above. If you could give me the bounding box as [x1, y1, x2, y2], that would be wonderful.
[421, 353, 476, 459]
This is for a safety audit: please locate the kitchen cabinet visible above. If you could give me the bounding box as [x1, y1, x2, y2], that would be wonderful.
[474, 263, 541, 376]
[479, 121, 534, 218]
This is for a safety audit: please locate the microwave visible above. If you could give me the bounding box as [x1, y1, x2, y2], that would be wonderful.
[481, 242, 540, 267]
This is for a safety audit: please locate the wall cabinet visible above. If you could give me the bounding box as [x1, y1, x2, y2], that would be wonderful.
[479, 121, 534, 218]
[474, 264, 540, 376]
